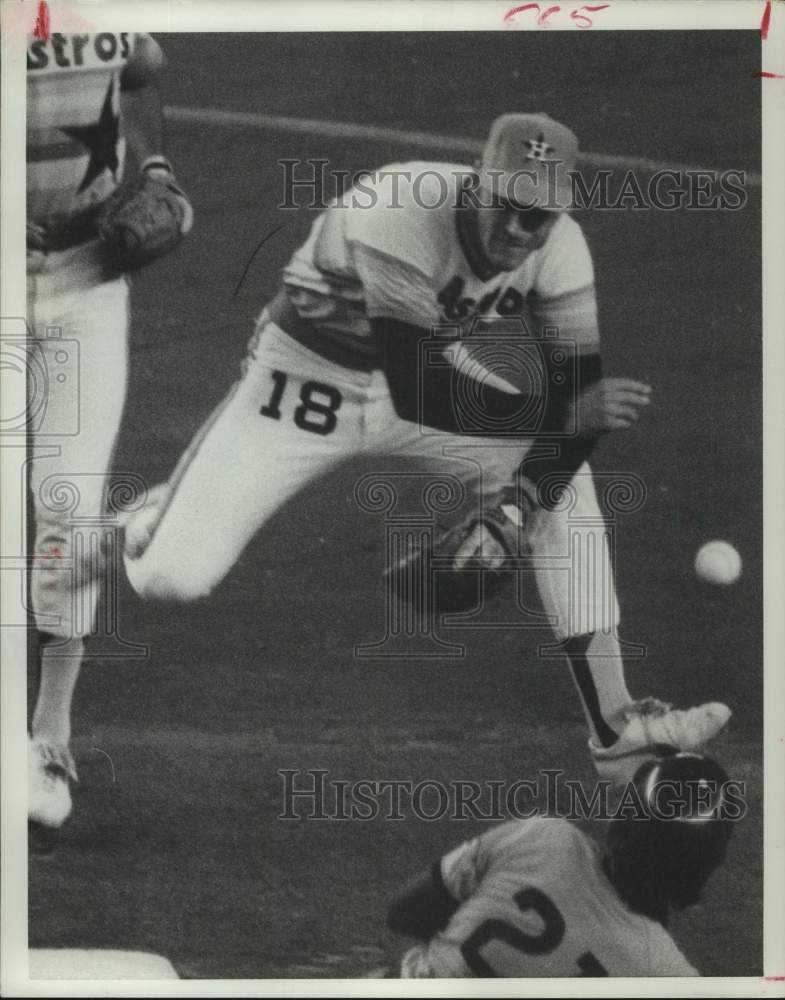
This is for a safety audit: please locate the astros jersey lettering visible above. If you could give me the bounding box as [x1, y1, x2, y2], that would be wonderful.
[27, 32, 139, 228]
[402, 818, 698, 977]
[282, 162, 599, 367]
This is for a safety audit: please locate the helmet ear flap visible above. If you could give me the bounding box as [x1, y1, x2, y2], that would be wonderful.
[606, 816, 669, 922]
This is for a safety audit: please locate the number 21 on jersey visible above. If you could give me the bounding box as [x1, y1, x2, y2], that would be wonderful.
[460, 887, 608, 977]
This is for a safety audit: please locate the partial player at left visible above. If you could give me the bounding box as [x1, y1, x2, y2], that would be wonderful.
[26, 31, 192, 850]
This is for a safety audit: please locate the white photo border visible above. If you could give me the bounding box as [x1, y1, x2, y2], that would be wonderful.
[2, 1, 783, 996]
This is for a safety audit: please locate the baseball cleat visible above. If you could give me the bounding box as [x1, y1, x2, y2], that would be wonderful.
[29, 737, 77, 851]
[590, 698, 731, 785]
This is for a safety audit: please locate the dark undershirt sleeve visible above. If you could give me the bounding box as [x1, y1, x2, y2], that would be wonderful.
[374, 316, 578, 436]
[371, 318, 602, 509]
[519, 351, 603, 509]
[386, 861, 461, 941]
[374, 316, 603, 508]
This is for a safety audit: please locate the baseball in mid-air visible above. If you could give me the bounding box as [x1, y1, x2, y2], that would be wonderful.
[694, 541, 742, 585]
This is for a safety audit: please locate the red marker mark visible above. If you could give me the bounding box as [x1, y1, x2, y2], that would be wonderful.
[504, 2, 541, 23]
[504, 3, 610, 29]
[764, 976, 785, 982]
[538, 5, 562, 26]
[571, 4, 610, 28]
[761, 0, 772, 38]
[33, 0, 50, 42]
[757, 2, 783, 80]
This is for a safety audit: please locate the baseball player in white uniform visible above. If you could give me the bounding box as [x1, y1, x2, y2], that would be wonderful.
[26, 31, 191, 842]
[124, 113, 730, 779]
[389, 750, 734, 977]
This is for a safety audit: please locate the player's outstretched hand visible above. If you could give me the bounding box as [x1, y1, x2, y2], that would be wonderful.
[571, 377, 652, 434]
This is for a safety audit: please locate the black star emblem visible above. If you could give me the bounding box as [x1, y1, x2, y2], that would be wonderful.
[63, 78, 120, 193]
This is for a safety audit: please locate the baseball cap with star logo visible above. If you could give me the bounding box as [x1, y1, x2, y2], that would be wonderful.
[479, 112, 578, 210]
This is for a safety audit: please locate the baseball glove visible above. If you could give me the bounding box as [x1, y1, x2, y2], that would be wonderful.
[98, 157, 193, 270]
[383, 485, 532, 616]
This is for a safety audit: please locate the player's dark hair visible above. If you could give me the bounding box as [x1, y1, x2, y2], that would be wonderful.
[606, 750, 734, 924]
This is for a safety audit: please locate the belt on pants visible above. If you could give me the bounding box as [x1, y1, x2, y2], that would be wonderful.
[266, 289, 380, 373]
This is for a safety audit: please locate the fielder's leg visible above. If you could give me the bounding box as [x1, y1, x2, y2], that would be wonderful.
[27, 276, 129, 838]
[124, 317, 367, 601]
[525, 468, 630, 744]
[377, 397, 730, 779]
[527, 463, 730, 781]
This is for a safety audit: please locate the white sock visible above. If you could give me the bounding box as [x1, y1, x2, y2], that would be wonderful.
[31, 636, 84, 747]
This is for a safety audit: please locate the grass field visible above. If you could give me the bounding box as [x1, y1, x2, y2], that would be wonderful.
[29, 31, 763, 978]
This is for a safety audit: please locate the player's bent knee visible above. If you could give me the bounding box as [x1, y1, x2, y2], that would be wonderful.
[135, 572, 215, 603]
[124, 556, 215, 603]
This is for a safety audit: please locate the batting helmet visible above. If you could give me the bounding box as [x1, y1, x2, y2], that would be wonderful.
[606, 749, 736, 922]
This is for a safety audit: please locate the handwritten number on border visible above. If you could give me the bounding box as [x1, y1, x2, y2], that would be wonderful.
[504, 4, 611, 29]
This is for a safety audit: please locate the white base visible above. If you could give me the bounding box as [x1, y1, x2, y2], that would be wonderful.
[29, 949, 179, 980]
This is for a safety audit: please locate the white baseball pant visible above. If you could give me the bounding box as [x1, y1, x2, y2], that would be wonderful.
[27, 268, 129, 638]
[125, 312, 619, 639]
